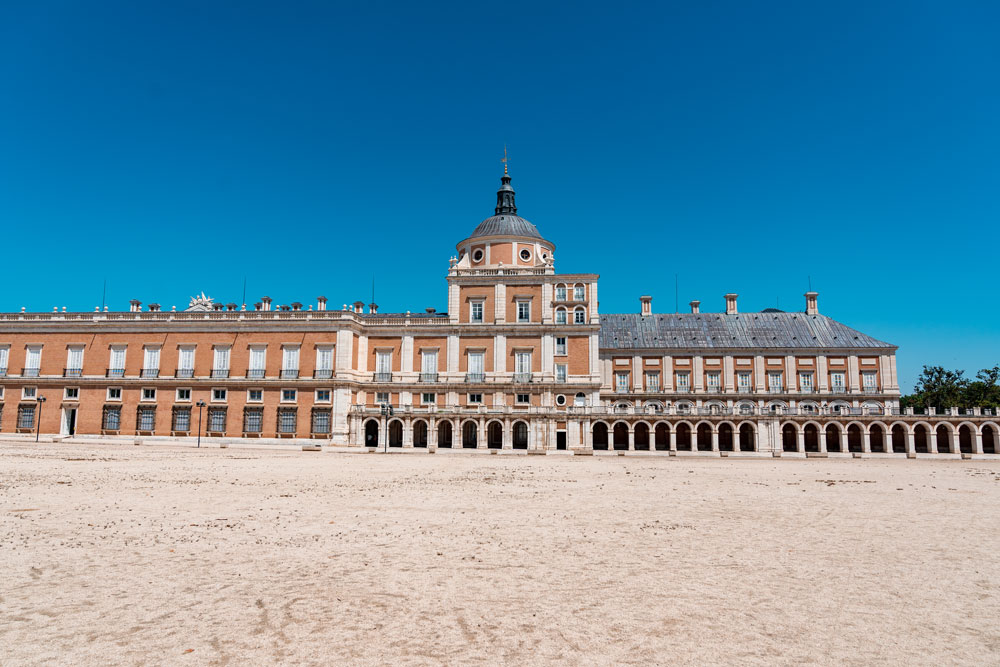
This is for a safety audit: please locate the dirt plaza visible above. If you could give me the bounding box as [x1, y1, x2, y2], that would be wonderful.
[2, 441, 999, 665]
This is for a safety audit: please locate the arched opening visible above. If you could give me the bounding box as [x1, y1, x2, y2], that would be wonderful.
[869, 424, 885, 453]
[487, 421, 503, 449]
[574, 392, 586, 407]
[654, 423, 669, 451]
[782, 424, 797, 452]
[847, 424, 862, 453]
[513, 421, 528, 449]
[613, 422, 629, 450]
[804, 424, 819, 453]
[936, 424, 951, 453]
[462, 421, 478, 448]
[388, 420, 403, 447]
[983, 425, 997, 454]
[825, 424, 840, 452]
[718, 423, 734, 451]
[891, 424, 907, 453]
[739, 423, 755, 451]
[914, 424, 929, 453]
[413, 420, 428, 448]
[592, 423, 608, 450]
[676, 423, 692, 451]
[364, 420, 379, 447]
[696, 423, 712, 451]
[959, 425, 974, 454]
[633, 422, 650, 450]
[437, 421, 453, 448]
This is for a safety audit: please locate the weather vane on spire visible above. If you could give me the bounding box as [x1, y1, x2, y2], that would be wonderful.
[502, 144, 508, 175]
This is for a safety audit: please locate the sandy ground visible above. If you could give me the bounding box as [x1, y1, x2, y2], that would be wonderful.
[1, 443, 999, 666]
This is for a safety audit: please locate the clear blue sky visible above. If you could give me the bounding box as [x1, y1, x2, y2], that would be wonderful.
[2, 1, 998, 392]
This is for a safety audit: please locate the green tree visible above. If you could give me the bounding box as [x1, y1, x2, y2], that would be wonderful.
[900, 364, 1000, 410]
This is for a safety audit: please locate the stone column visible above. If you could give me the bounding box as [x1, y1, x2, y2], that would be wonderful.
[503, 417, 511, 449]
[669, 428, 677, 452]
[819, 429, 827, 454]
[906, 429, 915, 455]
[952, 430, 961, 455]
[796, 428, 805, 453]
[429, 417, 438, 448]
[711, 427, 719, 452]
[478, 416, 486, 449]
[862, 428, 871, 453]
[929, 429, 938, 454]
[627, 426, 634, 450]
[840, 429, 849, 454]
[974, 431, 984, 455]
[403, 416, 413, 447]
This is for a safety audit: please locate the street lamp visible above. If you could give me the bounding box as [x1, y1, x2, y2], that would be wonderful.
[379, 403, 394, 452]
[35, 396, 47, 443]
[196, 400, 207, 448]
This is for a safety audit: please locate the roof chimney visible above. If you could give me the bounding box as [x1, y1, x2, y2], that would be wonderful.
[639, 295, 652, 316]
[369, 302, 378, 314]
[291, 302, 302, 311]
[129, 299, 141, 312]
[261, 296, 272, 311]
[353, 301, 364, 314]
[425, 307, 436, 314]
[805, 291, 819, 315]
[689, 300, 700, 314]
[724, 293, 738, 315]
[317, 296, 327, 311]
[148, 303, 161, 312]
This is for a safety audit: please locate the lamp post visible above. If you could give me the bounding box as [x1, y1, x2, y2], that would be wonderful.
[196, 400, 207, 448]
[379, 403, 394, 452]
[35, 395, 47, 443]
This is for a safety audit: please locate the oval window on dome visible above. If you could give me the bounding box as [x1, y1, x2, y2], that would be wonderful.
[472, 249, 483, 263]
[519, 249, 531, 261]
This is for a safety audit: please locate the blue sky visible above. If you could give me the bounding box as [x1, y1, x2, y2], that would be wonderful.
[2, 1, 998, 392]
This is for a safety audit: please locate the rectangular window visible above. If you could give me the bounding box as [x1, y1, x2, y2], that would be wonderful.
[0, 345, 8, 374]
[516, 393, 530, 404]
[375, 350, 392, 381]
[102, 406, 120, 430]
[470, 300, 484, 323]
[799, 372, 814, 392]
[315, 389, 331, 403]
[675, 372, 690, 392]
[574, 308, 585, 324]
[142, 347, 160, 374]
[172, 408, 191, 432]
[555, 336, 567, 356]
[107, 387, 121, 401]
[213, 346, 230, 377]
[517, 300, 530, 323]
[208, 408, 227, 432]
[311, 409, 330, 434]
[137, 407, 156, 431]
[281, 389, 297, 402]
[248, 346, 266, 378]
[243, 408, 263, 433]
[375, 392, 389, 405]
[468, 393, 483, 404]
[555, 285, 566, 301]
[645, 372, 660, 392]
[24, 346, 42, 377]
[421, 392, 435, 405]
[737, 372, 752, 392]
[315, 346, 333, 378]
[515, 351, 531, 375]
[23, 386, 37, 399]
[281, 346, 299, 378]
[467, 351, 484, 380]
[574, 285, 585, 301]
[615, 373, 629, 393]
[767, 372, 783, 392]
[177, 346, 195, 377]
[555, 309, 567, 325]
[108, 345, 126, 376]
[555, 363, 567, 382]
[65, 346, 83, 376]
[212, 388, 227, 402]
[278, 409, 296, 433]
[247, 389, 263, 402]
[18, 404, 36, 429]
[831, 372, 845, 391]
[421, 349, 438, 380]
[176, 388, 191, 401]
[64, 387, 79, 400]
[141, 388, 156, 401]
[706, 372, 721, 391]
[862, 372, 877, 391]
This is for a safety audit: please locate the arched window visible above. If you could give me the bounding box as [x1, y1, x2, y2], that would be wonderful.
[574, 307, 585, 324]
[555, 284, 567, 301]
[573, 284, 585, 301]
[574, 392, 586, 407]
[555, 308, 567, 325]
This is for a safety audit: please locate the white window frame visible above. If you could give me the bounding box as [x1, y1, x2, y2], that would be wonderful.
[421, 349, 438, 375]
[555, 336, 567, 356]
[109, 345, 127, 373]
[213, 346, 230, 372]
[645, 372, 660, 392]
[767, 372, 783, 392]
[615, 372, 629, 393]
[0, 345, 9, 372]
[799, 372, 814, 392]
[830, 372, 846, 391]
[282, 346, 300, 373]
[375, 350, 392, 375]
[706, 372, 721, 391]
[421, 392, 436, 405]
[281, 388, 297, 403]
[175, 388, 192, 402]
[515, 351, 531, 375]
[470, 300, 484, 324]
[22, 386, 37, 399]
[177, 345, 195, 373]
[247, 389, 263, 403]
[516, 299, 531, 323]
[141, 387, 157, 402]
[248, 345, 267, 375]
[66, 346, 84, 372]
[675, 372, 690, 392]
[315, 346, 334, 374]
[107, 387, 122, 401]
[574, 307, 585, 324]
[142, 346, 160, 372]
[467, 351, 485, 376]
[555, 285, 567, 301]
[737, 372, 752, 391]
[516, 393, 530, 404]
[468, 393, 483, 404]
[862, 372, 877, 390]
[315, 389, 332, 403]
[25, 346, 42, 373]
[211, 388, 227, 402]
[573, 284, 585, 301]
[555, 363, 567, 383]
[64, 386, 79, 400]
[555, 308, 567, 325]
[375, 391, 390, 405]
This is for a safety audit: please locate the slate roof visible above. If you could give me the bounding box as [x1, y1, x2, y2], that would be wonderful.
[599, 312, 895, 350]
[469, 214, 543, 240]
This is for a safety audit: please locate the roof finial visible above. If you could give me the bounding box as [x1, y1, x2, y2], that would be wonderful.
[502, 144, 508, 175]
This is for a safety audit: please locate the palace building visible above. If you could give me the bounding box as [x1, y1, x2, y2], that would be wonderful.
[0, 170, 997, 456]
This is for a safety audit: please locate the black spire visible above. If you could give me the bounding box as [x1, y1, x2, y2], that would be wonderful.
[495, 171, 517, 215]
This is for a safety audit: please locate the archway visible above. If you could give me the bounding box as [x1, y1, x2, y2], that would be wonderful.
[782, 424, 797, 452]
[613, 422, 629, 450]
[959, 424, 974, 454]
[462, 421, 478, 448]
[804, 423, 819, 453]
[847, 424, 862, 452]
[364, 420, 379, 448]
[593, 422, 608, 450]
[413, 420, 428, 448]
[718, 423, 734, 452]
[891, 424, 907, 453]
[914, 424, 929, 453]
[513, 421, 528, 449]
[695, 423, 712, 451]
[437, 421, 453, 448]
[936, 424, 951, 453]
[388, 419, 403, 447]
[634, 422, 650, 450]
[983, 425, 997, 454]
[739, 423, 755, 451]
[869, 424, 885, 453]
[825, 424, 841, 452]
[676, 423, 692, 451]
[488, 421, 503, 449]
[654, 423, 669, 451]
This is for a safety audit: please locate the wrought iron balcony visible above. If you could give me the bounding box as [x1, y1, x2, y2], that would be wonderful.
[22, 368, 40, 378]
[373, 372, 393, 382]
[106, 368, 125, 378]
[63, 368, 83, 377]
[280, 369, 299, 379]
[465, 372, 485, 383]
[0, 367, 7, 377]
[313, 369, 333, 379]
[211, 369, 230, 379]
[830, 385, 846, 393]
[419, 373, 438, 383]
[246, 369, 266, 379]
[175, 369, 194, 378]
[615, 387, 629, 393]
[513, 373, 532, 383]
[140, 368, 159, 378]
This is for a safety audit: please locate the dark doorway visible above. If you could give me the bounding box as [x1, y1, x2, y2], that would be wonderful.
[365, 420, 379, 447]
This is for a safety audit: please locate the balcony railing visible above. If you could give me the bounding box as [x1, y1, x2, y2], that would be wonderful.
[768, 387, 784, 394]
[862, 387, 880, 394]
[373, 372, 393, 382]
[63, 368, 83, 377]
[615, 386, 629, 394]
[465, 372, 485, 383]
[313, 369, 333, 379]
[246, 369, 266, 379]
[706, 385, 721, 393]
[799, 386, 813, 393]
[675, 386, 690, 393]
[176, 369, 194, 378]
[830, 385, 846, 393]
[513, 372, 532, 383]
[280, 369, 299, 379]
[22, 368, 40, 378]
[0, 367, 6, 377]
[419, 373, 438, 383]
[140, 368, 159, 378]
[211, 369, 230, 379]
[106, 368, 125, 378]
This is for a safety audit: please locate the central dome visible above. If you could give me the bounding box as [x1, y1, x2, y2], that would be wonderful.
[469, 213, 542, 240]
